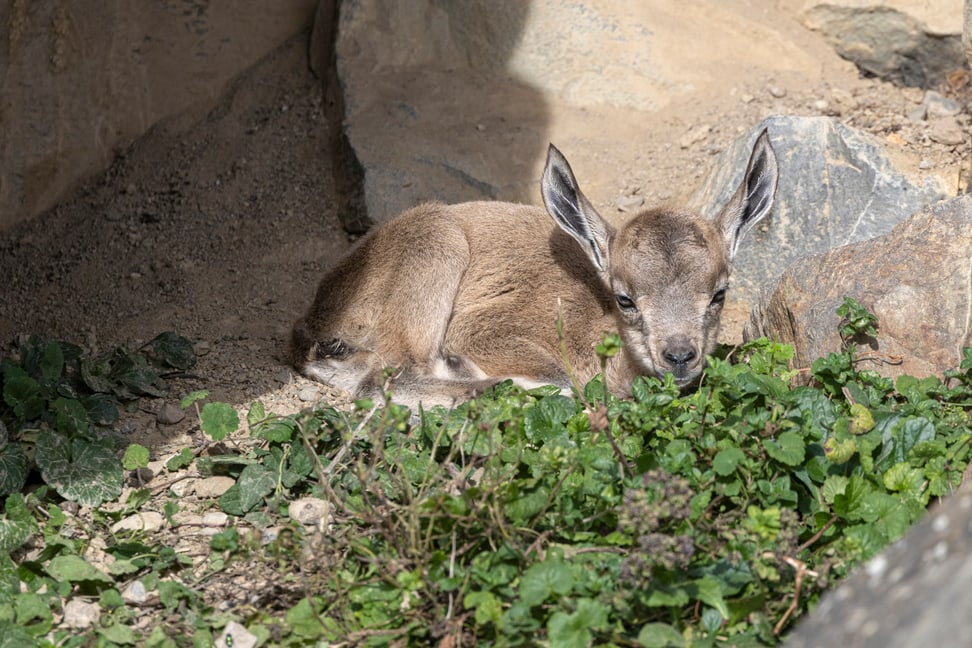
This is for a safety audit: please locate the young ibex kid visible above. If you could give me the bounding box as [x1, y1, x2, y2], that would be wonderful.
[292, 131, 778, 409]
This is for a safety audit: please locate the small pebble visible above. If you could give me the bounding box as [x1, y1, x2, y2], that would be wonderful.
[928, 117, 966, 146]
[678, 124, 711, 149]
[289, 497, 330, 525]
[63, 599, 100, 629]
[924, 90, 961, 118]
[217, 621, 258, 648]
[111, 511, 165, 533]
[298, 387, 320, 402]
[615, 195, 645, 212]
[202, 511, 229, 527]
[767, 85, 786, 98]
[193, 476, 237, 498]
[740, 93, 755, 104]
[813, 99, 829, 112]
[273, 369, 292, 384]
[157, 403, 186, 425]
[193, 340, 212, 356]
[918, 159, 934, 170]
[121, 580, 149, 604]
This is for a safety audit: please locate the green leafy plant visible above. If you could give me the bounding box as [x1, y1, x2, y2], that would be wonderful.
[0, 333, 194, 503]
[1, 301, 971, 646]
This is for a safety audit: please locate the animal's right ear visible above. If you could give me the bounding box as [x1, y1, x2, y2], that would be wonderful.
[541, 144, 614, 273]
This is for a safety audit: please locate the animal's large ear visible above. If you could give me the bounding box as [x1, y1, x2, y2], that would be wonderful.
[715, 129, 779, 260]
[541, 144, 615, 273]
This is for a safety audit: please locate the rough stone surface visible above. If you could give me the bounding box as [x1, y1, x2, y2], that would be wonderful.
[333, 0, 853, 224]
[688, 116, 948, 302]
[111, 511, 165, 533]
[192, 476, 237, 498]
[62, 599, 101, 629]
[786, 485, 972, 647]
[0, 0, 318, 230]
[745, 194, 972, 379]
[289, 497, 330, 525]
[802, 0, 965, 87]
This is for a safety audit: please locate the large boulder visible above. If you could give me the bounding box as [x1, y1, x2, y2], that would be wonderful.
[331, 0, 852, 225]
[689, 116, 948, 303]
[745, 194, 972, 379]
[0, 0, 317, 231]
[785, 485, 972, 647]
[801, 0, 966, 87]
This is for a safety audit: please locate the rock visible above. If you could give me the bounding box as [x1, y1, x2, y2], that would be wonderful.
[615, 194, 646, 212]
[331, 0, 849, 224]
[0, 0, 318, 230]
[192, 476, 237, 498]
[923, 90, 962, 117]
[745, 194, 972, 380]
[928, 116, 968, 146]
[121, 580, 150, 605]
[297, 387, 320, 402]
[111, 511, 165, 533]
[289, 497, 330, 525]
[786, 486, 972, 647]
[802, 0, 965, 87]
[688, 116, 948, 303]
[217, 622, 258, 648]
[63, 599, 100, 629]
[157, 403, 185, 425]
[202, 511, 229, 527]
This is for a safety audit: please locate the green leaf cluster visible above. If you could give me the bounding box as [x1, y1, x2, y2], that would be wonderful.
[0, 334, 194, 503]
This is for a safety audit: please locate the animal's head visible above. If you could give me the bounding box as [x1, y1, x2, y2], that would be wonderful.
[541, 130, 778, 387]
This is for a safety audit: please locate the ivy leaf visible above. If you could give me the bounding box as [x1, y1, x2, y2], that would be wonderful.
[228, 463, 276, 514]
[200, 402, 239, 440]
[833, 475, 872, 522]
[39, 341, 65, 381]
[247, 401, 267, 426]
[122, 444, 150, 471]
[519, 559, 574, 607]
[52, 397, 89, 435]
[0, 444, 29, 498]
[637, 622, 684, 648]
[763, 431, 805, 466]
[821, 475, 849, 504]
[2, 365, 45, 421]
[148, 332, 196, 371]
[166, 448, 194, 472]
[548, 598, 608, 648]
[46, 555, 113, 585]
[713, 448, 745, 476]
[0, 494, 38, 553]
[35, 431, 123, 506]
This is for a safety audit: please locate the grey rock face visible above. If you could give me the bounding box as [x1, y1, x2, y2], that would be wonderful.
[689, 116, 948, 303]
[786, 486, 972, 647]
[802, 1, 965, 87]
[745, 194, 972, 380]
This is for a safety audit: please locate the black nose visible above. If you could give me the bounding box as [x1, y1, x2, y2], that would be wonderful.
[663, 344, 698, 367]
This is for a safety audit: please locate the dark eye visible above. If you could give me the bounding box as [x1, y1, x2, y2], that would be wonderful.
[710, 288, 727, 307]
[616, 294, 636, 311]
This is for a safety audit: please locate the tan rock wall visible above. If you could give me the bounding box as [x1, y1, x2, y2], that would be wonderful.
[0, 0, 317, 231]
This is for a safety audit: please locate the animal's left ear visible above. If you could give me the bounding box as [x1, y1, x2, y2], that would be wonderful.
[715, 129, 778, 260]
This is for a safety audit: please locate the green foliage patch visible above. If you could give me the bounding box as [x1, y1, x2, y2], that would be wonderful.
[1, 300, 971, 645]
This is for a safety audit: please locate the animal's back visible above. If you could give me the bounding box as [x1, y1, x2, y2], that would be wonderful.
[443, 202, 614, 383]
